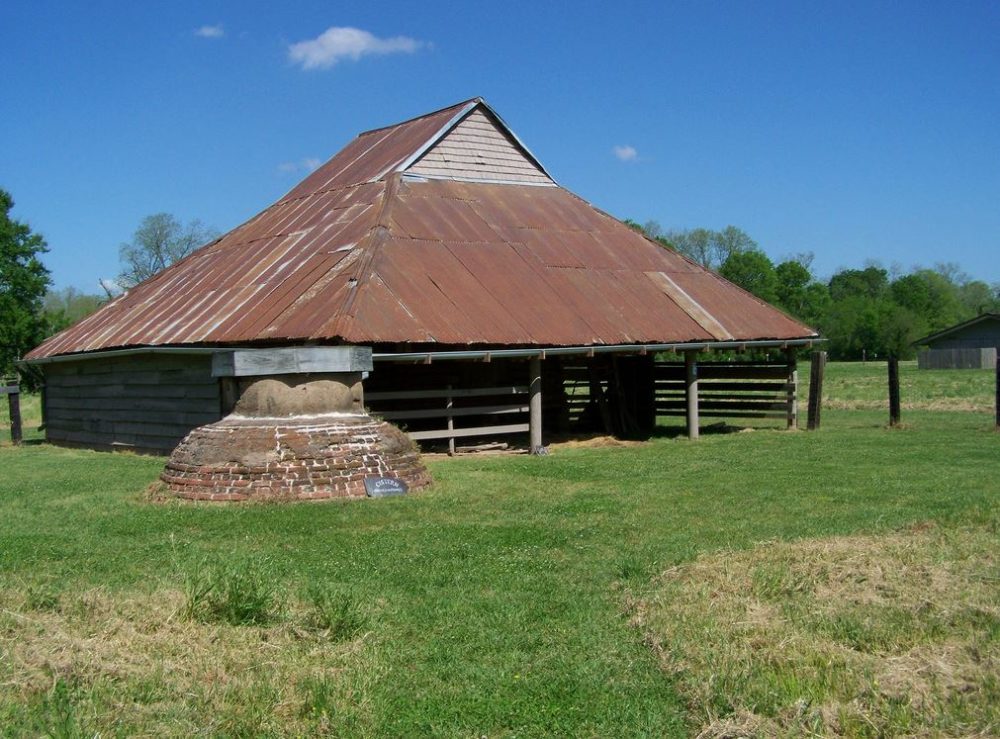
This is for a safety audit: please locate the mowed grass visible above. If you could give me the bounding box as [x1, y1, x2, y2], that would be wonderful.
[0, 364, 997, 735]
[815, 360, 996, 413]
[0, 389, 40, 434]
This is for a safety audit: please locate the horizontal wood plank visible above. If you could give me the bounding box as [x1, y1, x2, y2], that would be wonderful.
[408, 423, 529, 441]
[378, 404, 528, 421]
[366, 386, 527, 402]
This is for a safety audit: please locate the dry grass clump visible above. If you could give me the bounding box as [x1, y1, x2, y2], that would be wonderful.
[549, 434, 646, 450]
[0, 581, 379, 735]
[824, 398, 993, 413]
[633, 522, 1000, 737]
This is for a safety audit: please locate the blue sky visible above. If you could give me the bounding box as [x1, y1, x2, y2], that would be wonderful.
[2, 0, 998, 293]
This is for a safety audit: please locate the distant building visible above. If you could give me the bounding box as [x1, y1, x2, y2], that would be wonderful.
[913, 313, 1000, 369]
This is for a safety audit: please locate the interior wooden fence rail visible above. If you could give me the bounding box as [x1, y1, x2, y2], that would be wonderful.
[365, 385, 530, 454]
[559, 363, 599, 427]
[655, 361, 795, 420]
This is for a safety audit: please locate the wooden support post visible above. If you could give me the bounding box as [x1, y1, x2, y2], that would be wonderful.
[220, 377, 240, 415]
[785, 348, 798, 430]
[39, 383, 46, 431]
[888, 357, 901, 427]
[6, 385, 22, 445]
[446, 384, 455, 456]
[807, 351, 826, 431]
[995, 361, 999, 431]
[685, 351, 699, 440]
[588, 362, 613, 434]
[529, 356, 543, 453]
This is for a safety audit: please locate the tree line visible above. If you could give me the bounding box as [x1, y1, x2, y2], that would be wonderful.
[627, 220, 1000, 360]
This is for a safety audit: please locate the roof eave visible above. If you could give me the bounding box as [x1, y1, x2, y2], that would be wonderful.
[20, 336, 823, 367]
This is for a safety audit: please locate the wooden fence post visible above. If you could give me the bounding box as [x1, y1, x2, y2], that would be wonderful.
[5, 384, 22, 445]
[888, 357, 901, 427]
[807, 351, 826, 431]
[785, 348, 798, 430]
[446, 384, 455, 456]
[529, 356, 543, 453]
[995, 360, 999, 431]
[685, 351, 699, 440]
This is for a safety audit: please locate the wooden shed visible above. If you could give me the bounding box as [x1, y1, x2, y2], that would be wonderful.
[25, 98, 818, 454]
[914, 313, 1000, 369]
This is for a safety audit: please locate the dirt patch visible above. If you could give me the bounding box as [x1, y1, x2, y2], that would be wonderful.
[631, 524, 1000, 737]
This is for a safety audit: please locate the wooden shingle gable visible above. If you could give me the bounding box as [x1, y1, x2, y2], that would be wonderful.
[405, 105, 554, 185]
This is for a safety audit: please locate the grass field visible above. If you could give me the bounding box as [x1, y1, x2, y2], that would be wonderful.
[0, 363, 997, 735]
[817, 360, 997, 413]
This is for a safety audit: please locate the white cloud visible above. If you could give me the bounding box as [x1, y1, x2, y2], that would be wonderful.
[288, 26, 425, 70]
[613, 145, 638, 162]
[277, 158, 323, 174]
[194, 24, 225, 39]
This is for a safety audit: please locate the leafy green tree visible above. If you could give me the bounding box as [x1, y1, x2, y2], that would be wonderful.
[828, 265, 889, 302]
[774, 257, 830, 327]
[957, 280, 999, 315]
[889, 269, 964, 334]
[821, 295, 882, 360]
[0, 189, 51, 379]
[714, 225, 758, 266]
[878, 301, 922, 359]
[42, 287, 106, 335]
[118, 213, 218, 288]
[820, 265, 934, 359]
[774, 259, 812, 312]
[719, 248, 779, 304]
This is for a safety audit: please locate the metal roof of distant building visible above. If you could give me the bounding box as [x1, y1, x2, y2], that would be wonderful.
[912, 312, 1000, 346]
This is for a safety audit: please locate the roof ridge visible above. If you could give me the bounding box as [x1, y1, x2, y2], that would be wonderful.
[358, 97, 482, 138]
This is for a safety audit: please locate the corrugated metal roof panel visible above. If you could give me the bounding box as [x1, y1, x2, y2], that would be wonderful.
[26, 98, 816, 361]
[279, 102, 471, 201]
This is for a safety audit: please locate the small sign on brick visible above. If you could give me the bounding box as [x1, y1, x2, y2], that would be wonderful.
[364, 476, 408, 498]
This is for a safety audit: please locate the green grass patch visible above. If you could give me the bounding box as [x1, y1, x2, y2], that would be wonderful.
[0, 363, 997, 734]
[0, 390, 41, 438]
[813, 359, 995, 413]
[183, 556, 283, 626]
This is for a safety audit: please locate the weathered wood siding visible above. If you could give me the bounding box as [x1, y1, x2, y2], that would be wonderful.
[44, 354, 221, 454]
[917, 347, 997, 370]
[407, 109, 553, 184]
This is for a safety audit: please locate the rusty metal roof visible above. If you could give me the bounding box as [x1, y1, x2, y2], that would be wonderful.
[27, 98, 816, 360]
